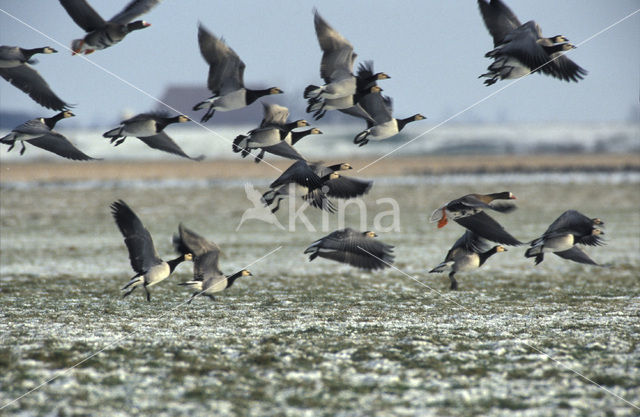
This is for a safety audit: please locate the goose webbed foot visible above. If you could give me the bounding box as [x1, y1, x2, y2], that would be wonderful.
[187, 292, 198, 304]
[271, 197, 283, 213]
[254, 150, 265, 164]
[314, 110, 326, 120]
[201, 108, 215, 123]
[354, 132, 369, 147]
[111, 136, 126, 146]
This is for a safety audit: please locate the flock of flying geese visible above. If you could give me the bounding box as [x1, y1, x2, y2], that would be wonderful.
[1, 0, 602, 298]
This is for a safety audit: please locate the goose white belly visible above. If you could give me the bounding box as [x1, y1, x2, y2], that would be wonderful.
[0, 59, 22, 68]
[203, 276, 228, 294]
[542, 234, 575, 253]
[318, 77, 356, 100]
[144, 262, 170, 287]
[490, 56, 531, 80]
[453, 253, 481, 272]
[122, 119, 158, 137]
[247, 128, 280, 148]
[321, 95, 355, 111]
[211, 89, 247, 111]
[12, 129, 48, 141]
[369, 119, 399, 141]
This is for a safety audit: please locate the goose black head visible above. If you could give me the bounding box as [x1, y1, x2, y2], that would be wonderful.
[364, 231, 377, 238]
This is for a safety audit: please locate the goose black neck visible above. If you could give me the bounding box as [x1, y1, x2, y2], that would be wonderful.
[156, 116, 182, 130]
[167, 255, 187, 273]
[21, 47, 48, 59]
[291, 129, 312, 146]
[478, 247, 500, 266]
[396, 116, 417, 132]
[43, 112, 67, 129]
[126, 21, 148, 32]
[282, 121, 301, 133]
[226, 270, 245, 288]
[487, 191, 511, 200]
[246, 88, 275, 105]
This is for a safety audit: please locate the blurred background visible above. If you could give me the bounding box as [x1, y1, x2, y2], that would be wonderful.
[0, 0, 638, 160]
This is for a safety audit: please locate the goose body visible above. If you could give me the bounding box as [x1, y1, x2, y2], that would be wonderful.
[0, 45, 70, 111]
[430, 230, 506, 290]
[103, 112, 203, 160]
[248, 128, 322, 164]
[352, 92, 425, 146]
[173, 223, 252, 304]
[262, 162, 369, 213]
[110, 200, 192, 302]
[59, 0, 160, 54]
[1, 111, 96, 160]
[194, 88, 246, 113]
[262, 161, 333, 212]
[304, 10, 357, 101]
[309, 61, 390, 122]
[0, 46, 55, 67]
[525, 210, 605, 265]
[232, 104, 313, 163]
[430, 192, 521, 246]
[193, 24, 283, 122]
[304, 228, 394, 270]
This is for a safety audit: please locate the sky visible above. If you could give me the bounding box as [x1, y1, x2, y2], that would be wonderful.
[0, 1, 639, 127]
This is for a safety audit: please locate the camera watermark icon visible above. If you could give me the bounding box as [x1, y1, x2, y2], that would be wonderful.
[236, 183, 401, 233]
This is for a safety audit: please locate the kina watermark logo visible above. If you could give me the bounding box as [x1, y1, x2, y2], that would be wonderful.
[236, 183, 286, 231]
[236, 183, 401, 233]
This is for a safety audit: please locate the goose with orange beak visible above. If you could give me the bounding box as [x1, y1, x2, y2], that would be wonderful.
[430, 191, 522, 246]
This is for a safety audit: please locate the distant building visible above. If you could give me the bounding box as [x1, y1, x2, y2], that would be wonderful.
[0, 110, 35, 129]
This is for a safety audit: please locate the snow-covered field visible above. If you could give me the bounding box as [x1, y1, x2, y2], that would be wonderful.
[1, 174, 639, 416]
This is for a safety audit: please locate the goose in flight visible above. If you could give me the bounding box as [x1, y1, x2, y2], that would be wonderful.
[193, 24, 283, 122]
[0, 45, 71, 110]
[59, 0, 161, 55]
[478, 0, 587, 85]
